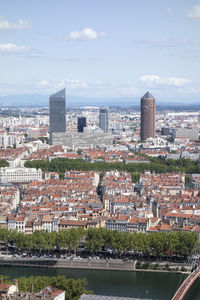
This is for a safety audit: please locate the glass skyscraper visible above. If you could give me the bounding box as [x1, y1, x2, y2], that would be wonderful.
[77, 117, 87, 132]
[49, 89, 66, 144]
[99, 108, 109, 133]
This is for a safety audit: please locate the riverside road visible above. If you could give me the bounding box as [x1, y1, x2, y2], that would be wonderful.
[0, 256, 192, 272]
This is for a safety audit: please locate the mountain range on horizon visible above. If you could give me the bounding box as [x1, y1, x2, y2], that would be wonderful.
[0, 93, 199, 108]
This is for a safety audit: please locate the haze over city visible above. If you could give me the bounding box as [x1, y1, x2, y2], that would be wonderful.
[0, 0, 200, 104]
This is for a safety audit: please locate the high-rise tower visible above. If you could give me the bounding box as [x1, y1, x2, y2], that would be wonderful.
[49, 88, 66, 144]
[77, 117, 87, 132]
[140, 91, 156, 141]
[99, 108, 109, 133]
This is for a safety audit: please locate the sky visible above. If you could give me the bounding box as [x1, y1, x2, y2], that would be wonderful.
[0, 0, 200, 103]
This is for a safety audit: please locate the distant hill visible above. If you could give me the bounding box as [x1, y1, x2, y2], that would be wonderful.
[0, 94, 49, 107]
[0, 94, 139, 107]
[0, 93, 199, 110]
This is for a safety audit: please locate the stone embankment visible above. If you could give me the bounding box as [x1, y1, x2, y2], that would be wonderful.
[0, 257, 136, 271]
[0, 257, 191, 273]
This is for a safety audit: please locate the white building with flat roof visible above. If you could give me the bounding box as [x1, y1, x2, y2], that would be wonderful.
[0, 167, 42, 183]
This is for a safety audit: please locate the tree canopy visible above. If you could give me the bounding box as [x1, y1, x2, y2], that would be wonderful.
[0, 275, 91, 300]
[0, 160, 9, 167]
[24, 157, 200, 177]
[0, 227, 197, 258]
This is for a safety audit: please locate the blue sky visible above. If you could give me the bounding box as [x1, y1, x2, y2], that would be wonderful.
[0, 0, 200, 102]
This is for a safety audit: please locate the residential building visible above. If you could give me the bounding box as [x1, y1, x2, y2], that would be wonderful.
[191, 174, 200, 189]
[6, 287, 65, 300]
[0, 167, 42, 183]
[172, 128, 199, 142]
[0, 279, 18, 299]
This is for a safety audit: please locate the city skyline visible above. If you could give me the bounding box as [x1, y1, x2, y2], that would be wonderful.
[0, 0, 200, 103]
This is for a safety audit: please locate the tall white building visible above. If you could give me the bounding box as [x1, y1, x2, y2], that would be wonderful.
[0, 133, 17, 147]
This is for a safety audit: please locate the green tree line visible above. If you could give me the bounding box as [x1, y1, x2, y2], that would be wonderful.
[0, 227, 85, 255]
[0, 228, 197, 258]
[24, 157, 200, 176]
[85, 228, 197, 257]
[0, 159, 9, 167]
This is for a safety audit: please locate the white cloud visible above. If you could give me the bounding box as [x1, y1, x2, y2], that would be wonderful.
[188, 5, 200, 20]
[0, 43, 29, 53]
[57, 79, 88, 89]
[140, 75, 160, 83]
[117, 86, 139, 96]
[0, 17, 31, 30]
[139, 74, 191, 87]
[66, 28, 106, 41]
[177, 86, 200, 95]
[38, 80, 50, 87]
[167, 8, 173, 14]
[166, 77, 191, 86]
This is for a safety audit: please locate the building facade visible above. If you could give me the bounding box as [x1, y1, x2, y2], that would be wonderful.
[77, 117, 87, 132]
[172, 128, 199, 141]
[99, 108, 109, 133]
[0, 167, 42, 183]
[51, 132, 114, 148]
[140, 91, 156, 141]
[49, 89, 66, 144]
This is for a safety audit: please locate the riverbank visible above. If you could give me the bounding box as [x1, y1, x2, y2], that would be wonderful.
[0, 257, 191, 274]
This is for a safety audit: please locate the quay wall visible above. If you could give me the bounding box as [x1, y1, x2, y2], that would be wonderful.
[0, 258, 190, 273]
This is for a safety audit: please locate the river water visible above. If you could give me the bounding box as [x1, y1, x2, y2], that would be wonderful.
[0, 266, 199, 300]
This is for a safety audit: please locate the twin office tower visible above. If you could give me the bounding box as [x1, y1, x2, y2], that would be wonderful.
[49, 89, 109, 144]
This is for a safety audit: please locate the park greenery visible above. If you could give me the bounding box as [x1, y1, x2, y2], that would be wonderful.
[0, 275, 91, 300]
[135, 261, 187, 272]
[0, 159, 9, 167]
[0, 228, 198, 258]
[24, 157, 200, 181]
